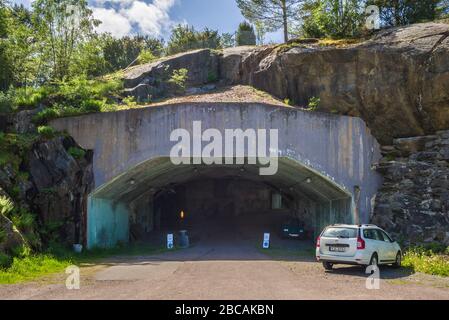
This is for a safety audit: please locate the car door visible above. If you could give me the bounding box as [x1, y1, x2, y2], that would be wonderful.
[374, 229, 391, 263]
[379, 230, 396, 261]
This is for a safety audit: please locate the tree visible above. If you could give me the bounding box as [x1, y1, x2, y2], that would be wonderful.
[236, 21, 257, 46]
[0, 0, 12, 91]
[166, 25, 221, 55]
[254, 21, 267, 45]
[298, 0, 365, 39]
[236, 0, 303, 42]
[5, 4, 40, 87]
[367, 0, 445, 26]
[31, 0, 100, 81]
[101, 35, 164, 72]
[221, 32, 235, 48]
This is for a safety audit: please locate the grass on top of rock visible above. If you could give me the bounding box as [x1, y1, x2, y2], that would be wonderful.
[0, 242, 171, 284]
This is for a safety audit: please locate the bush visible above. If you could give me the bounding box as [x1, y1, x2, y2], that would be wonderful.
[34, 108, 60, 124]
[37, 125, 56, 139]
[168, 68, 189, 93]
[138, 49, 157, 64]
[68, 147, 86, 160]
[0, 90, 14, 113]
[402, 246, 449, 277]
[0, 253, 12, 269]
[14, 87, 51, 108]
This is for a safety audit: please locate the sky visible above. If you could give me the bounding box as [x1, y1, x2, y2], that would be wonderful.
[11, 0, 284, 43]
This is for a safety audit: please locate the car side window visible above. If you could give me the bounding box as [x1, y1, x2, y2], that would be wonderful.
[363, 229, 376, 240]
[380, 230, 393, 242]
[375, 230, 389, 242]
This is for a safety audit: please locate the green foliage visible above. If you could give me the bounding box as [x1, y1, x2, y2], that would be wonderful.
[237, 0, 303, 42]
[299, 0, 365, 39]
[168, 68, 189, 93]
[220, 32, 235, 48]
[0, 1, 13, 91]
[307, 96, 321, 110]
[0, 254, 72, 283]
[403, 246, 449, 277]
[31, 0, 100, 81]
[166, 25, 221, 55]
[0, 89, 14, 113]
[0, 195, 14, 216]
[37, 125, 55, 139]
[122, 96, 137, 108]
[68, 147, 85, 160]
[0, 243, 170, 284]
[367, 0, 447, 26]
[137, 49, 157, 65]
[14, 86, 49, 108]
[0, 252, 12, 269]
[102, 34, 164, 71]
[236, 21, 257, 46]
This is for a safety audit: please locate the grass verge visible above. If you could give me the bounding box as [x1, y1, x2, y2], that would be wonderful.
[402, 247, 449, 277]
[0, 243, 172, 284]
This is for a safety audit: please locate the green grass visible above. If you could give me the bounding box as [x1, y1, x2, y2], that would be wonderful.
[0, 243, 174, 284]
[0, 255, 73, 284]
[402, 247, 449, 277]
[258, 245, 315, 259]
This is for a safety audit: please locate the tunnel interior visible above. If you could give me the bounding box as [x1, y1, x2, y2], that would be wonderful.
[87, 157, 354, 249]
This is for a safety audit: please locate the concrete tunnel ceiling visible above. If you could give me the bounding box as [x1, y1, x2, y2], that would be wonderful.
[92, 157, 351, 204]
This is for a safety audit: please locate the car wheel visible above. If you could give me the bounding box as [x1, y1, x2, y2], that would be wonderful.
[323, 262, 333, 271]
[392, 252, 401, 268]
[369, 253, 378, 267]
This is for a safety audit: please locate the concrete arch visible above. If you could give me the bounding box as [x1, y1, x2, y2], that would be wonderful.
[50, 103, 382, 248]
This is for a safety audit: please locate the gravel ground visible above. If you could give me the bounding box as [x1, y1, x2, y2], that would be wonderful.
[1, 219, 448, 300]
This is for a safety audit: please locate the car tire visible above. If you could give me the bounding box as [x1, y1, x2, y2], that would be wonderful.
[323, 262, 333, 271]
[369, 253, 378, 267]
[392, 252, 402, 268]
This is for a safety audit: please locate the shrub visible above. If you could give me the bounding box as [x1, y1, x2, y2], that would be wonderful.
[168, 68, 189, 93]
[306, 96, 321, 111]
[138, 50, 157, 64]
[402, 246, 449, 277]
[37, 126, 56, 139]
[14, 87, 51, 108]
[0, 90, 14, 114]
[34, 108, 60, 124]
[0, 253, 12, 269]
[68, 147, 86, 160]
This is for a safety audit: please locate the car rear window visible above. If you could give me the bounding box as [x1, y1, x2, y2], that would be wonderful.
[322, 227, 357, 239]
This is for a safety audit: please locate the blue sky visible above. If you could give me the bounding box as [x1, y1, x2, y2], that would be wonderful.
[11, 0, 284, 43]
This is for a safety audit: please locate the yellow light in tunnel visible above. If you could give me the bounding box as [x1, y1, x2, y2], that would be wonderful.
[180, 210, 185, 219]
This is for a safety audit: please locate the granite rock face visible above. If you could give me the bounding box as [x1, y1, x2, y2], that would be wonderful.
[123, 49, 220, 102]
[233, 23, 449, 144]
[372, 131, 449, 246]
[124, 22, 449, 144]
[0, 136, 93, 251]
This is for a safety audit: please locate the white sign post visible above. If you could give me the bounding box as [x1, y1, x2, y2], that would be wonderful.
[167, 233, 174, 249]
[263, 233, 270, 249]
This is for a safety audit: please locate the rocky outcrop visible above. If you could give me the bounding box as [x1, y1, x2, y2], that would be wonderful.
[233, 22, 449, 144]
[124, 22, 449, 144]
[0, 135, 93, 250]
[123, 49, 220, 102]
[27, 136, 93, 245]
[372, 131, 449, 246]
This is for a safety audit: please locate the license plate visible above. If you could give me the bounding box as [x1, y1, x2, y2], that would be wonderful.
[329, 246, 346, 252]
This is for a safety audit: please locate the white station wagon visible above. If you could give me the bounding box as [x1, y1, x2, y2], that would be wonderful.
[316, 224, 402, 270]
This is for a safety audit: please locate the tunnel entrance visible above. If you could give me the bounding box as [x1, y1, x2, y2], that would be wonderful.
[87, 157, 353, 249]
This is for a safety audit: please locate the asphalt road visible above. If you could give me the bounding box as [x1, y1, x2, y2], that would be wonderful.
[1, 219, 448, 300]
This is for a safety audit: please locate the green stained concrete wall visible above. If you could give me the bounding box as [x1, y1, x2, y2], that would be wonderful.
[87, 197, 129, 249]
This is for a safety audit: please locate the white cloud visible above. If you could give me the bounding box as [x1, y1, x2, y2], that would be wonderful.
[92, 7, 132, 38]
[91, 0, 177, 38]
